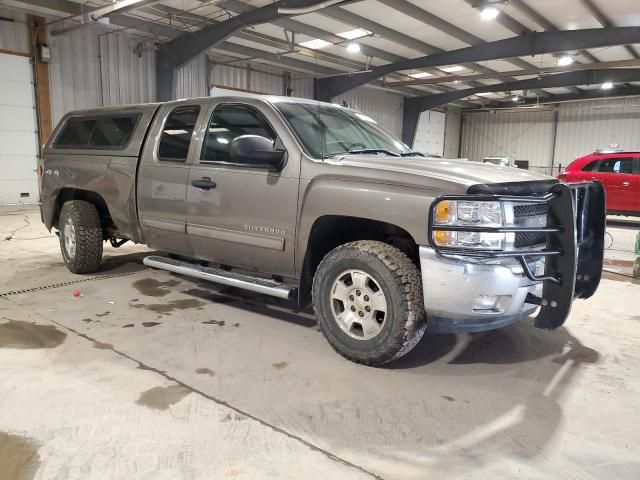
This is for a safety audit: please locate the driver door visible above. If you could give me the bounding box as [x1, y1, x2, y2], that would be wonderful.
[186, 101, 300, 277]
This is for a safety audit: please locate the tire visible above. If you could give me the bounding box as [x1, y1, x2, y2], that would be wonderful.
[312, 240, 427, 366]
[59, 200, 103, 274]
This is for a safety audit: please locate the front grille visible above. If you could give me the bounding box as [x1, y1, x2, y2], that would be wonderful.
[515, 231, 547, 247]
[514, 203, 549, 217]
[514, 203, 549, 247]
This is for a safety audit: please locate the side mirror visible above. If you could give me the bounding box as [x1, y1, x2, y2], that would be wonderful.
[229, 135, 285, 170]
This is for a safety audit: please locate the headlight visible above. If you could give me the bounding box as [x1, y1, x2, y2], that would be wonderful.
[432, 200, 505, 250]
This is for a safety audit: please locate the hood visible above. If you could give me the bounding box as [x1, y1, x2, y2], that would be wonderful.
[329, 155, 552, 192]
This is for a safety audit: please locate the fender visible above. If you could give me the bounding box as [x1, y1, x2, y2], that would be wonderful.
[295, 178, 438, 274]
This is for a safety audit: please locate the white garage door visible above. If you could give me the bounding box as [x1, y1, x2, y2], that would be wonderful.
[0, 53, 39, 205]
[413, 110, 446, 156]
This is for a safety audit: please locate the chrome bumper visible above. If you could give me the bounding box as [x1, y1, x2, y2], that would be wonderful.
[419, 246, 543, 333]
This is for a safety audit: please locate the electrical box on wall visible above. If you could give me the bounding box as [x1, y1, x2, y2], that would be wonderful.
[37, 44, 50, 63]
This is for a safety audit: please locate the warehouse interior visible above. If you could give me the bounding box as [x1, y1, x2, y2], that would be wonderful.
[1, 1, 640, 479]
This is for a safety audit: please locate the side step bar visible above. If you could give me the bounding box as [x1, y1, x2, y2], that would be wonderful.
[143, 255, 296, 300]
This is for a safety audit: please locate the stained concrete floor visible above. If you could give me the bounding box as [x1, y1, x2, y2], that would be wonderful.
[0, 206, 639, 480]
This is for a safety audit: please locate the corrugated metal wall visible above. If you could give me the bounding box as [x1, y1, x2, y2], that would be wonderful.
[458, 98, 640, 174]
[554, 98, 640, 166]
[211, 62, 247, 92]
[48, 23, 155, 124]
[460, 109, 556, 173]
[0, 8, 29, 54]
[176, 54, 209, 99]
[209, 60, 308, 97]
[290, 77, 314, 99]
[332, 86, 405, 138]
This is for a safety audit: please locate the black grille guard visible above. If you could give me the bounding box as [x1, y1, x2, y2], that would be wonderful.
[428, 181, 606, 330]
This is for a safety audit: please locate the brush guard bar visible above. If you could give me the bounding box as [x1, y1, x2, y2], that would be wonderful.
[428, 181, 606, 330]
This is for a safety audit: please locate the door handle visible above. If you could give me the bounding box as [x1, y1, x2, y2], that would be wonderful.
[622, 181, 630, 187]
[191, 177, 217, 190]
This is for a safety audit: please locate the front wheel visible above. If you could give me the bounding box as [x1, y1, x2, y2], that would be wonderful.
[312, 241, 427, 366]
[59, 200, 103, 274]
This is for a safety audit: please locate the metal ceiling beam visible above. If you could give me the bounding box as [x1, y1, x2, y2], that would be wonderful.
[378, 0, 558, 97]
[401, 68, 640, 145]
[461, 0, 582, 94]
[487, 85, 640, 108]
[378, 0, 544, 75]
[506, 0, 599, 63]
[318, 3, 516, 92]
[45, 0, 162, 25]
[577, 0, 640, 59]
[147, 3, 443, 98]
[18, 0, 436, 100]
[145, 4, 367, 73]
[13, 0, 352, 83]
[108, 11, 344, 76]
[386, 59, 640, 87]
[159, 0, 350, 69]
[218, 0, 407, 66]
[216, 0, 462, 93]
[461, 0, 527, 36]
[316, 27, 640, 101]
[156, 0, 356, 100]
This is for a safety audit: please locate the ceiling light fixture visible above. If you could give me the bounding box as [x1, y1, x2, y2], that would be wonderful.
[440, 65, 465, 73]
[346, 42, 360, 53]
[337, 28, 371, 40]
[480, 6, 500, 21]
[298, 38, 333, 50]
[601, 81, 613, 90]
[409, 72, 432, 79]
[558, 55, 574, 66]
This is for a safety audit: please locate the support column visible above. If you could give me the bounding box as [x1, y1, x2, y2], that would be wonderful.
[401, 98, 421, 147]
[156, 50, 175, 102]
[29, 15, 52, 148]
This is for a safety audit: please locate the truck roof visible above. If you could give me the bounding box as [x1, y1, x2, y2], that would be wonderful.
[59, 95, 354, 118]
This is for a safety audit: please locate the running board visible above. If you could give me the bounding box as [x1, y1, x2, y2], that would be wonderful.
[143, 255, 295, 300]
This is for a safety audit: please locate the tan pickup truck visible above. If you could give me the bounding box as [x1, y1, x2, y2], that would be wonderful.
[39, 95, 606, 365]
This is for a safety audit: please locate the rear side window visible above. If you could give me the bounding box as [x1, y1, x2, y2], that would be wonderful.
[158, 106, 201, 162]
[597, 157, 633, 174]
[55, 114, 140, 148]
[581, 160, 598, 172]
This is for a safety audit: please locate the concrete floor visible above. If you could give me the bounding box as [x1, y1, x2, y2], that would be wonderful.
[1, 206, 639, 480]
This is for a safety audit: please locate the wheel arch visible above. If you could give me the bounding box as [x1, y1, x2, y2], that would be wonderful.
[52, 188, 113, 236]
[297, 214, 420, 308]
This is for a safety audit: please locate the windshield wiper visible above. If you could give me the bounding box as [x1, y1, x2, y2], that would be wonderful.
[346, 148, 400, 157]
[400, 151, 425, 157]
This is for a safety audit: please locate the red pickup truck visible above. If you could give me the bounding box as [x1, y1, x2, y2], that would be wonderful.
[558, 151, 640, 216]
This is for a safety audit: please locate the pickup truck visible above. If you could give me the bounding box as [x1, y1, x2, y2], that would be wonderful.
[40, 96, 606, 366]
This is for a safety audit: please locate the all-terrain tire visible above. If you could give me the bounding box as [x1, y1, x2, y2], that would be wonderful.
[312, 241, 427, 366]
[59, 200, 103, 274]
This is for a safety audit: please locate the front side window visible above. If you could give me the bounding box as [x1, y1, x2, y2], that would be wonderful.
[201, 104, 276, 164]
[597, 157, 633, 174]
[274, 102, 411, 159]
[55, 114, 140, 148]
[158, 105, 201, 161]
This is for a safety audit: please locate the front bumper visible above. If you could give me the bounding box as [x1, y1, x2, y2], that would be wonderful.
[422, 181, 606, 333]
[419, 246, 542, 333]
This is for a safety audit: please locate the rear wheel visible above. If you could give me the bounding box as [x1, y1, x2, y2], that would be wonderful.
[59, 200, 103, 274]
[312, 241, 426, 366]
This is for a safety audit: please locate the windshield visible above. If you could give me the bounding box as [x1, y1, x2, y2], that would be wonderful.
[274, 102, 412, 159]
